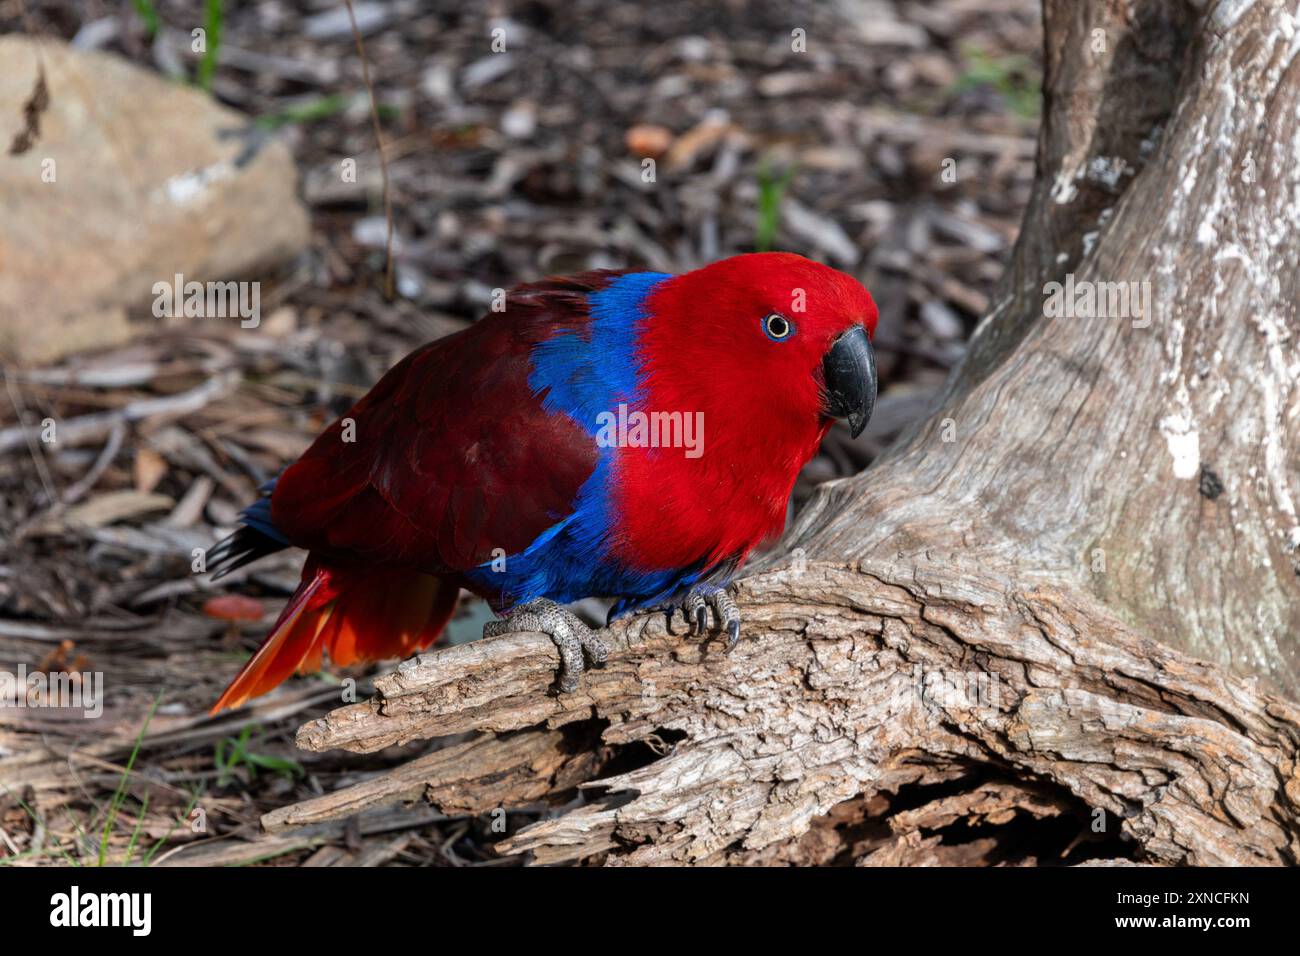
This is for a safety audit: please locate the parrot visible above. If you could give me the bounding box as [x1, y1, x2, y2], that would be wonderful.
[206, 252, 878, 714]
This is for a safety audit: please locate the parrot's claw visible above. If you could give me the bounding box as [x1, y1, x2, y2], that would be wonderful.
[483, 599, 607, 693]
[682, 587, 742, 651]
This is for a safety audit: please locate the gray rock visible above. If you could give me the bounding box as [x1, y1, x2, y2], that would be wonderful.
[0, 37, 310, 363]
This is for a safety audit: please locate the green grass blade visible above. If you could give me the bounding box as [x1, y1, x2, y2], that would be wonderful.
[98, 692, 162, 867]
[131, 0, 161, 39]
[196, 0, 225, 93]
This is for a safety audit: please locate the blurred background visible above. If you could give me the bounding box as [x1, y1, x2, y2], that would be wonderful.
[0, 0, 1040, 865]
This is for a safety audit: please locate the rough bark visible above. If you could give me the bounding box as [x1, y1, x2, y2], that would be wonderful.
[271, 0, 1300, 864]
[283, 563, 1300, 865]
[830, 0, 1300, 689]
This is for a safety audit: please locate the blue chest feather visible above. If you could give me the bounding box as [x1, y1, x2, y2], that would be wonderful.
[464, 272, 713, 613]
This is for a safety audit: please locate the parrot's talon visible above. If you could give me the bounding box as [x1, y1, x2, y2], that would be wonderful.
[484, 599, 604, 692]
[679, 586, 742, 647]
[684, 591, 708, 633]
[713, 590, 741, 649]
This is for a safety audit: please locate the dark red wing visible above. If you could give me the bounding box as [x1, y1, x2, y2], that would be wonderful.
[270, 272, 620, 571]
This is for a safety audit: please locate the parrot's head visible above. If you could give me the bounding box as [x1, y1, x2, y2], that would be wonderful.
[642, 252, 879, 442]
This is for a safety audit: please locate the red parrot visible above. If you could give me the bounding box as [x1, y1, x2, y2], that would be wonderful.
[207, 252, 878, 714]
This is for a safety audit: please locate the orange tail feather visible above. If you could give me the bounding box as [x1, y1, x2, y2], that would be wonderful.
[209, 559, 457, 715]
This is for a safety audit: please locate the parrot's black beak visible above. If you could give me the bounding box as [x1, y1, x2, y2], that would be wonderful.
[821, 325, 877, 438]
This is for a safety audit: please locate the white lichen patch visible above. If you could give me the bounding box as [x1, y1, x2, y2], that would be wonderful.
[1211, 0, 1256, 32]
[157, 162, 234, 207]
[1250, 307, 1300, 549]
[1086, 155, 1132, 190]
[1159, 408, 1200, 480]
[1051, 166, 1080, 205]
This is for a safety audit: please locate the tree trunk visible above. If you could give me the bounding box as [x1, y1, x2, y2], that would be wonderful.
[268, 0, 1300, 865]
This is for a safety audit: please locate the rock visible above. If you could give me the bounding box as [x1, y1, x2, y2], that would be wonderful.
[0, 36, 310, 363]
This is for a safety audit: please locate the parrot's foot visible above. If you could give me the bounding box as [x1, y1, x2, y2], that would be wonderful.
[483, 599, 608, 693]
[682, 586, 742, 650]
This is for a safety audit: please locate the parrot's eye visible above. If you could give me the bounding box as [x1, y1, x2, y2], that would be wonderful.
[763, 313, 793, 341]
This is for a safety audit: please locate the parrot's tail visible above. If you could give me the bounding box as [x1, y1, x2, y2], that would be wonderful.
[209, 557, 458, 715]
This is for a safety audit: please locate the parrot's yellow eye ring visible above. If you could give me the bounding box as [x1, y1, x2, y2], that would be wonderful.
[764, 313, 793, 341]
